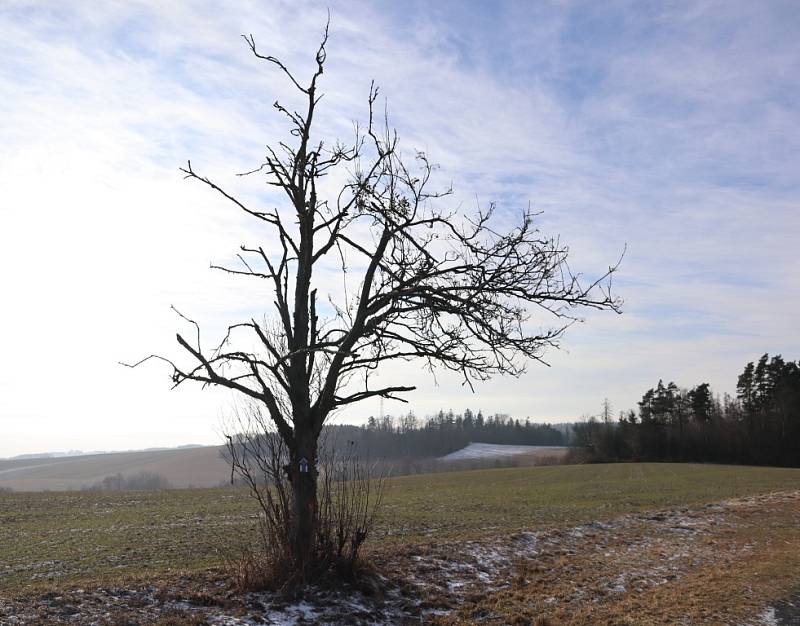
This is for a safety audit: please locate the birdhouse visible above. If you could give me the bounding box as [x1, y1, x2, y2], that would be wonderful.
[299, 457, 309, 474]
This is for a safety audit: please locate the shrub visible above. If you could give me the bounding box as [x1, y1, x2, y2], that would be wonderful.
[224, 408, 385, 591]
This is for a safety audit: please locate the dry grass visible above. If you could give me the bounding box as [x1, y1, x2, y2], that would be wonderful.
[409, 490, 800, 625]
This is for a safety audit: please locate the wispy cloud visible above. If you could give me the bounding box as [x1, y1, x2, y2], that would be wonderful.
[0, 1, 798, 456]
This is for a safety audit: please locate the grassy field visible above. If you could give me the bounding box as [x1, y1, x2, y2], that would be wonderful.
[1, 462, 799, 595]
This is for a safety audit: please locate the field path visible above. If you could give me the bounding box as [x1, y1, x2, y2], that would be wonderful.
[386, 489, 800, 625]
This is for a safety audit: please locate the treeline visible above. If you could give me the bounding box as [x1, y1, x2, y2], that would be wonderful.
[326, 409, 565, 459]
[81, 471, 173, 491]
[575, 354, 800, 467]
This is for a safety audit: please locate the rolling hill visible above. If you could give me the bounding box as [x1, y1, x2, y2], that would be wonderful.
[0, 445, 230, 491]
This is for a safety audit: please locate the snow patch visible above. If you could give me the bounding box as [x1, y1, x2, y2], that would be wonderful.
[439, 442, 563, 462]
[754, 607, 779, 626]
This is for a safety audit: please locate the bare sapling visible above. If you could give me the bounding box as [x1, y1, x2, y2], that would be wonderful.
[224, 404, 385, 590]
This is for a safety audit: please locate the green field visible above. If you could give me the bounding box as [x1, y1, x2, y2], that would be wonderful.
[2, 462, 799, 593]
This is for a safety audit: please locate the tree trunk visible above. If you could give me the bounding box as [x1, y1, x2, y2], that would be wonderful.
[291, 430, 318, 575]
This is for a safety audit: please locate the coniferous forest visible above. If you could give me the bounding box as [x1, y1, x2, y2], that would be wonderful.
[327, 410, 565, 459]
[573, 354, 800, 467]
[325, 354, 800, 469]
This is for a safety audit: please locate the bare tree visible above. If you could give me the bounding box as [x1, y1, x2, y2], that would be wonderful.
[126, 24, 621, 578]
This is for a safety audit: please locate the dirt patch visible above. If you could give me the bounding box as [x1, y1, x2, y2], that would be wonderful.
[0, 571, 419, 625]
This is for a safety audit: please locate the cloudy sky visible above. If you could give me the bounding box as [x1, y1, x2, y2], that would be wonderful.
[1, 0, 798, 457]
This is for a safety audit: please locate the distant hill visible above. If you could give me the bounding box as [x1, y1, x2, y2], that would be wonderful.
[0, 445, 230, 492]
[5, 444, 205, 461]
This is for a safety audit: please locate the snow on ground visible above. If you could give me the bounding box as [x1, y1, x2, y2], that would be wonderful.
[745, 594, 800, 626]
[438, 442, 564, 461]
[755, 607, 780, 626]
[0, 581, 415, 626]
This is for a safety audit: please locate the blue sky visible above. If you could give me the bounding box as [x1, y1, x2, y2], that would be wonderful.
[0, 1, 798, 457]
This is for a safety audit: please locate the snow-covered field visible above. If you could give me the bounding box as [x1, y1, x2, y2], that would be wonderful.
[438, 442, 567, 462]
